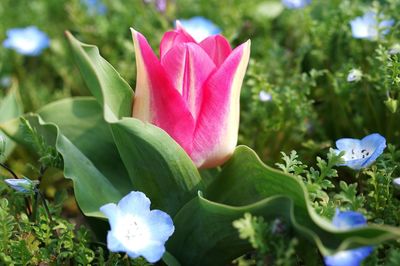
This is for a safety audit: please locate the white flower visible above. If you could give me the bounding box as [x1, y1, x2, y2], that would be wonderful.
[347, 69, 362, 82]
[350, 12, 394, 40]
[3, 26, 50, 56]
[282, 0, 311, 9]
[259, 90, 272, 102]
[100, 191, 175, 263]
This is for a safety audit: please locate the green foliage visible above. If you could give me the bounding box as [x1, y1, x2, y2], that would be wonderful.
[19, 117, 62, 170]
[0, 196, 95, 265]
[233, 213, 298, 266]
[275, 149, 344, 217]
[0, 183, 153, 265]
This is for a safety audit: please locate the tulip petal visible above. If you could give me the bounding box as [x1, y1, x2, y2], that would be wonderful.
[159, 27, 196, 58]
[161, 43, 216, 118]
[200, 35, 232, 66]
[192, 40, 251, 168]
[131, 28, 195, 154]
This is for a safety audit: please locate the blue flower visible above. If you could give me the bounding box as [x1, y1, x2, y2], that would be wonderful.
[143, 0, 167, 13]
[3, 26, 50, 56]
[334, 133, 386, 170]
[178, 17, 221, 42]
[4, 177, 39, 194]
[282, 0, 311, 9]
[393, 177, 400, 190]
[82, 0, 107, 15]
[324, 210, 373, 266]
[350, 12, 394, 40]
[0, 76, 12, 88]
[100, 191, 175, 263]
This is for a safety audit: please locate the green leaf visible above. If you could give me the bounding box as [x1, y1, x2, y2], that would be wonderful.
[65, 31, 133, 122]
[1, 95, 202, 217]
[110, 119, 202, 215]
[0, 88, 23, 161]
[167, 146, 400, 266]
[1, 97, 129, 217]
[162, 251, 181, 266]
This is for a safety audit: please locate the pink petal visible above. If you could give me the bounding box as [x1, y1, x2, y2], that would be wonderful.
[199, 35, 232, 67]
[131, 28, 195, 154]
[192, 40, 251, 168]
[161, 43, 216, 119]
[159, 27, 196, 59]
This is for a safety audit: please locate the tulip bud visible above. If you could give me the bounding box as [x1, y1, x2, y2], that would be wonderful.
[385, 97, 398, 113]
[131, 25, 250, 168]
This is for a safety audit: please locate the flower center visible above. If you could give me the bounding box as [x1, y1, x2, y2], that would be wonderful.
[345, 148, 372, 160]
[116, 215, 151, 251]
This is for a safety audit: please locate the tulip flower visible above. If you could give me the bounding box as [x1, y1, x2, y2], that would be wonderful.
[131, 24, 250, 168]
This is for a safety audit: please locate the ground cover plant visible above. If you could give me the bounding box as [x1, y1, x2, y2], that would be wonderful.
[1, 0, 400, 265]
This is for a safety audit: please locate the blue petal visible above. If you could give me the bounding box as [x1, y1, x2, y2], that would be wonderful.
[117, 191, 151, 217]
[282, 0, 311, 9]
[146, 209, 175, 242]
[3, 26, 50, 56]
[107, 231, 128, 253]
[139, 242, 166, 263]
[332, 210, 367, 229]
[99, 203, 119, 228]
[335, 138, 361, 152]
[360, 133, 386, 168]
[324, 246, 373, 266]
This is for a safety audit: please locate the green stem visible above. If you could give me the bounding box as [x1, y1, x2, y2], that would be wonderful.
[0, 162, 18, 179]
[39, 191, 53, 223]
[33, 192, 39, 223]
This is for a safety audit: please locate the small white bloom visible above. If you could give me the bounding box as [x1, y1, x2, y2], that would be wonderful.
[282, 0, 311, 9]
[350, 12, 394, 40]
[389, 44, 400, 55]
[3, 26, 50, 56]
[100, 191, 175, 263]
[259, 90, 272, 102]
[347, 69, 362, 82]
[393, 178, 400, 190]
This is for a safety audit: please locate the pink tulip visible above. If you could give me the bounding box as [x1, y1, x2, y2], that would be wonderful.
[131, 23, 250, 168]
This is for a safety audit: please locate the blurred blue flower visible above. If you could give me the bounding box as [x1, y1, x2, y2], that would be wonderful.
[334, 133, 386, 170]
[82, 0, 107, 15]
[259, 90, 272, 102]
[350, 12, 394, 40]
[3, 26, 50, 56]
[324, 210, 373, 266]
[100, 191, 174, 263]
[143, 0, 167, 13]
[282, 0, 311, 9]
[389, 44, 400, 55]
[178, 17, 221, 42]
[4, 177, 39, 194]
[393, 177, 400, 190]
[0, 76, 12, 88]
[347, 69, 362, 82]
